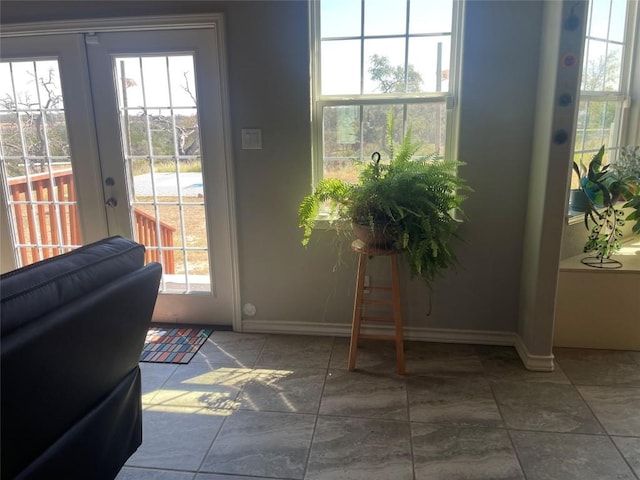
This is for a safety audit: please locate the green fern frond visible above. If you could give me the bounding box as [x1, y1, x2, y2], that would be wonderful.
[297, 124, 471, 283]
[298, 195, 320, 246]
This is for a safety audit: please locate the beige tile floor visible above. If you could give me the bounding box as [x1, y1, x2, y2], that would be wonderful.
[116, 332, 640, 480]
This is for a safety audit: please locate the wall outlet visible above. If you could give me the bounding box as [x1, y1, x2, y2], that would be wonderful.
[241, 128, 262, 150]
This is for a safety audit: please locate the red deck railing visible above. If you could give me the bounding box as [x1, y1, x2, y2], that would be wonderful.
[7, 169, 176, 273]
[133, 206, 176, 272]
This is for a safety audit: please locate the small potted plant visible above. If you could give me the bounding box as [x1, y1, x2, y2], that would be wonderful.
[573, 145, 640, 267]
[298, 127, 471, 285]
[611, 145, 640, 235]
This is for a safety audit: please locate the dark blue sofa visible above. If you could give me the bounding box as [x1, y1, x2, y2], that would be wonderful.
[1, 236, 162, 480]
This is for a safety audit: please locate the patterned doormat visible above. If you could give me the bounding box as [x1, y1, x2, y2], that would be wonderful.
[140, 326, 214, 364]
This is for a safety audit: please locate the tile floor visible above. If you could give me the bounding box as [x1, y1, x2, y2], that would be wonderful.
[116, 332, 640, 480]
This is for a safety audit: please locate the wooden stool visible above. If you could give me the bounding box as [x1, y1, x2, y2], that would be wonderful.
[348, 239, 405, 375]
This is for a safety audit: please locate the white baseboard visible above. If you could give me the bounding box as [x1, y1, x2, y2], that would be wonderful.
[240, 319, 555, 371]
[241, 319, 352, 337]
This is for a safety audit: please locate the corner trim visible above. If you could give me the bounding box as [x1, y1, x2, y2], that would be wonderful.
[514, 334, 555, 371]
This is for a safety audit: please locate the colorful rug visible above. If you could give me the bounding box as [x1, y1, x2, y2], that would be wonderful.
[140, 326, 213, 364]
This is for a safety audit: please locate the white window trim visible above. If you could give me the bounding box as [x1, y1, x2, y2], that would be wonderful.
[621, 0, 640, 146]
[309, 0, 465, 190]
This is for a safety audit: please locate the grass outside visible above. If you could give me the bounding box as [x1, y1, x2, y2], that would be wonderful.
[134, 196, 209, 275]
[130, 159, 202, 176]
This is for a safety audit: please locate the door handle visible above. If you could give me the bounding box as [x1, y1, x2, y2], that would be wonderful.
[105, 197, 118, 207]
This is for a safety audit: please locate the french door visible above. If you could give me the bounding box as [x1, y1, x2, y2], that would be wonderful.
[0, 18, 239, 327]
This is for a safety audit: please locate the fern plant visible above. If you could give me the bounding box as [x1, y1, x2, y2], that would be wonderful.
[298, 130, 471, 285]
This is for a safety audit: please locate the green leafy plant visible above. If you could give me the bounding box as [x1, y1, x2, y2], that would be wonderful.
[610, 145, 640, 181]
[614, 145, 640, 235]
[573, 145, 640, 262]
[298, 126, 471, 285]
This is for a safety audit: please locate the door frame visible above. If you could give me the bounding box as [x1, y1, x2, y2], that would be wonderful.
[0, 15, 241, 331]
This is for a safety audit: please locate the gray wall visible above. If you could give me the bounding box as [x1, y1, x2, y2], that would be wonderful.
[1, 1, 555, 338]
[456, 0, 542, 335]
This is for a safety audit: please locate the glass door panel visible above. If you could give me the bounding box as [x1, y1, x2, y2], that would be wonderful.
[1, 34, 110, 274]
[115, 55, 210, 293]
[0, 59, 82, 266]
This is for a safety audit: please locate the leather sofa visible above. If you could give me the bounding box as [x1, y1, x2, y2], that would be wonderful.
[1, 236, 162, 480]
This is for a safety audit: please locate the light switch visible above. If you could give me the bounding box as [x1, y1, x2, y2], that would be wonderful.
[241, 128, 262, 150]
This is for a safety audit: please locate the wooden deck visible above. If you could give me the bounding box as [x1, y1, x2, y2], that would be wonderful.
[7, 169, 176, 272]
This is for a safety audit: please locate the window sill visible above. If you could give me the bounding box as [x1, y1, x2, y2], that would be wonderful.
[566, 212, 584, 225]
[566, 200, 631, 226]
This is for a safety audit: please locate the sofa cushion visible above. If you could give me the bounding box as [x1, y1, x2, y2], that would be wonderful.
[1, 236, 146, 336]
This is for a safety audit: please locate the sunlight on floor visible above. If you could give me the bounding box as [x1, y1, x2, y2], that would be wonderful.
[142, 366, 295, 413]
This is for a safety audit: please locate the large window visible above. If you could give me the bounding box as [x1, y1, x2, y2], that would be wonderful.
[572, 0, 639, 188]
[310, 0, 462, 186]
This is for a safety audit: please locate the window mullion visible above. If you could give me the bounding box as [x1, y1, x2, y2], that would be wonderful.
[600, 1, 612, 91]
[578, 91, 625, 100]
[318, 94, 448, 105]
[360, 0, 365, 95]
[310, 0, 323, 189]
[403, 0, 410, 93]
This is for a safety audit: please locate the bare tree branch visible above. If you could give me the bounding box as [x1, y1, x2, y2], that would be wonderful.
[145, 112, 199, 156]
[182, 71, 197, 105]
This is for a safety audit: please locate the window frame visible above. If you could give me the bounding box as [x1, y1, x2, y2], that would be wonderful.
[571, 0, 639, 187]
[621, 0, 640, 147]
[309, 0, 465, 190]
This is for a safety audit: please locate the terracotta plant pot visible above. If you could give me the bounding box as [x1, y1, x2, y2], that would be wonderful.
[352, 222, 394, 248]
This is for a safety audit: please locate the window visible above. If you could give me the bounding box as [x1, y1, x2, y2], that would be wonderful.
[310, 0, 463, 187]
[572, 0, 639, 189]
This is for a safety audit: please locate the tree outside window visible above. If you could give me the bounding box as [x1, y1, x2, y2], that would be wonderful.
[311, 0, 460, 186]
